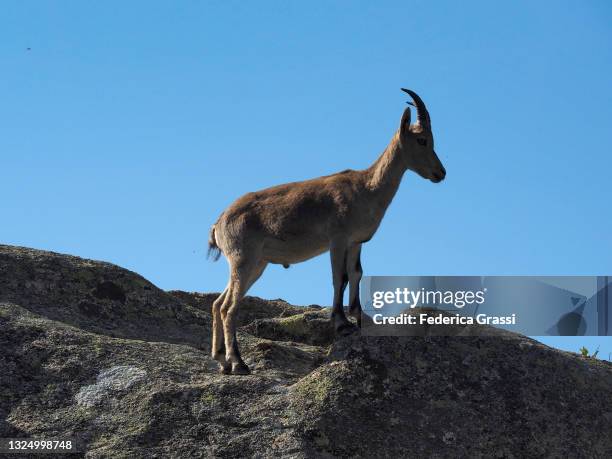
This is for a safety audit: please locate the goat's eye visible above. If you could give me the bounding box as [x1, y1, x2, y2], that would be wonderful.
[417, 138, 427, 146]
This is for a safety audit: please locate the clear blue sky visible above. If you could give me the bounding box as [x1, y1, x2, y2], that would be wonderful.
[2, 1, 611, 357]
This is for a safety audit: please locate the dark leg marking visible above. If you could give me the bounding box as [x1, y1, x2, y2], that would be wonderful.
[330, 244, 356, 336]
[348, 246, 363, 328]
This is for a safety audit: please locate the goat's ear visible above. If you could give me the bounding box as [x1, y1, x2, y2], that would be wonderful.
[400, 107, 411, 136]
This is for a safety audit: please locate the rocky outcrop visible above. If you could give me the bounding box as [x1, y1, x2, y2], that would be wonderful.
[1, 244, 611, 458]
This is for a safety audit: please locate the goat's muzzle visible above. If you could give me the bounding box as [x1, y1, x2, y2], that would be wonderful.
[430, 166, 446, 183]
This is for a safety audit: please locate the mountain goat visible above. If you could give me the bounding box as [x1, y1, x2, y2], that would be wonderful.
[208, 89, 446, 374]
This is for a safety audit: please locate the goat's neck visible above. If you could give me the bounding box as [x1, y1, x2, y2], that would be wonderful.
[365, 132, 407, 210]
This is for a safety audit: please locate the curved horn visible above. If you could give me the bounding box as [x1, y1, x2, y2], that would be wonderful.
[401, 88, 430, 127]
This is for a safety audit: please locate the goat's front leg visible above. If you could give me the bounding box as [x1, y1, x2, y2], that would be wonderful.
[347, 243, 363, 328]
[330, 240, 358, 336]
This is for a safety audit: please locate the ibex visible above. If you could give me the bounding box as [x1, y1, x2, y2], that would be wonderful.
[208, 89, 446, 375]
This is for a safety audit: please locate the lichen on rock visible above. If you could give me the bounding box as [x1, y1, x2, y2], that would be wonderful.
[75, 366, 147, 408]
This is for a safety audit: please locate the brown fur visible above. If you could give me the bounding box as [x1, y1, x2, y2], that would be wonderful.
[208, 90, 446, 375]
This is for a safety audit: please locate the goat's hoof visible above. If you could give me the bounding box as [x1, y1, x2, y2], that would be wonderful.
[231, 362, 251, 375]
[335, 322, 358, 337]
[218, 363, 231, 375]
[349, 311, 362, 325]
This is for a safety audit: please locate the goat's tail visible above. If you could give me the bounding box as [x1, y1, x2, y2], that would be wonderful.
[207, 225, 222, 261]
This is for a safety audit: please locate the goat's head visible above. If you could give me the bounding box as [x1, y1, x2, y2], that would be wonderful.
[398, 88, 446, 183]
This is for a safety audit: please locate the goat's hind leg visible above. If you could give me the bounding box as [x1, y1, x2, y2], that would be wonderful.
[221, 258, 267, 375]
[211, 287, 231, 374]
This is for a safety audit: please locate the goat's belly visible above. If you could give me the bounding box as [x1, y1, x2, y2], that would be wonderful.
[263, 237, 329, 265]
